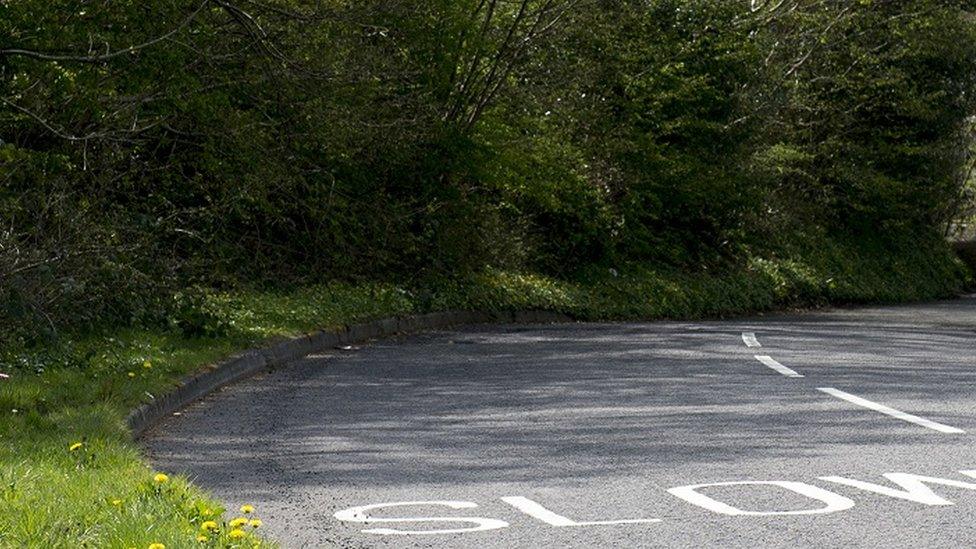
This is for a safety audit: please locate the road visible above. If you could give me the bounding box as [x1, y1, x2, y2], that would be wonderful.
[144, 297, 976, 548]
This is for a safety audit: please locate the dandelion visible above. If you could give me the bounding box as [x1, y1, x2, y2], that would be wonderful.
[196, 535, 208, 542]
[69, 442, 84, 452]
[240, 504, 255, 514]
[153, 473, 169, 484]
[143, 360, 153, 369]
[248, 519, 262, 528]
[200, 520, 218, 531]
[229, 517, 248, 528]
[228, 529, 246, 539]
[148, 544, 165, 549]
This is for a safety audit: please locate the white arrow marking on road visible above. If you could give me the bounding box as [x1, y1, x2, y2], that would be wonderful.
[754, 355, 804, 378]
[818, 388, 965, 434]
[741, 332, 761, 347]
[501, 496, 661, 526]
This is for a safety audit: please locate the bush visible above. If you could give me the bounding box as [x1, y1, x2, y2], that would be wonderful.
[2, 0, 974, 344]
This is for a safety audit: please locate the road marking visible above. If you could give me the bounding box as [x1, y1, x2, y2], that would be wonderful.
[334, 501, 509, 535]
[500, 496, 660, 526]
[819, 472, 976, 506]
[337, 469, 976, 534]
[668, 481, 855, 516]
[741, 332, 761, 347]
[817, 388, 965, 434]
[754, 355, 804, 378]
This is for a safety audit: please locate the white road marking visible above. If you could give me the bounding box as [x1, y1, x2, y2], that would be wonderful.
[501, 496, 660, 526]
[667, 481, 855, 516]
[741, 332, 761, 347]
[817, 388, 965, 434]
[754, 355, 804, 378]
[337, 469, 976, 534]
[820, 472, 976, 506]
[334, 501, 508, 535]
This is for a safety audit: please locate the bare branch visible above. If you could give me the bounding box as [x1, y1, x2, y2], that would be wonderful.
[0, 0, 211, 63]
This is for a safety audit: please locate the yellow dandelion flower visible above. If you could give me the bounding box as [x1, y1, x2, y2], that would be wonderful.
[200, 520, 218, 531]
[153, 473, 169, 484]
[229, 517, 248, 528]
[240, 504, 255, 514]
[143, 360, 152, 369]
[228, 529, 246, 539]
[248, 519, 262, 528]
[196, 535, 208, 543]
[69, 442, 83, 452]
[148, 543, 165, 549]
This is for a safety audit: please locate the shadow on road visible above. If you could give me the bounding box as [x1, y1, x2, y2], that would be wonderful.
[144, 298, 976, 500]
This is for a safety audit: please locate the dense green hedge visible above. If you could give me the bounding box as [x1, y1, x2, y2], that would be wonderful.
[2, 1, 974, 345]
[425, 236, 971, 319]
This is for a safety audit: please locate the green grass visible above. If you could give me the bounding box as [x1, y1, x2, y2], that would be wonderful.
[0, 239, 970, 548]
[0, 283, 415, 548]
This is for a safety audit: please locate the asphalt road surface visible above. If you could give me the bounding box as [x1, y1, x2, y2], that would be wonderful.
[144, 297, 976, 548]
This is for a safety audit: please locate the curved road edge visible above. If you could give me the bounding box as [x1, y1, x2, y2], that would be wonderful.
[127, 310, 573, 438]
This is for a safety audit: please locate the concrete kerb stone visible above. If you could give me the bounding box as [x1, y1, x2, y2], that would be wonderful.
[378, 317, 398, 336]
[127, 350, 268, 438]
[308, 330, 341, 352]
[261, 335, 314, 367]
[490, 310, 515, 323]
[127, 310, 575, 439]
[402, 313, 433, 331]
[347, 322, 378, 342]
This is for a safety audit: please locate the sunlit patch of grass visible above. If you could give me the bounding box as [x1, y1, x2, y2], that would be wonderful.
[0, 393, 265, 547]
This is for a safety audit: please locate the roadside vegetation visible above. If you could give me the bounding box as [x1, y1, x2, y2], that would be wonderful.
[2, 0, 976, 546]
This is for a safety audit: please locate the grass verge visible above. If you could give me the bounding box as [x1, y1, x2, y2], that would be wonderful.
[0, 239, 970, 548]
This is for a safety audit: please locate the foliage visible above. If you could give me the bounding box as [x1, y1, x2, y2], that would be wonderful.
[2, 1, 975, 342]
[750, 0, 976, 235]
